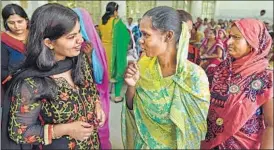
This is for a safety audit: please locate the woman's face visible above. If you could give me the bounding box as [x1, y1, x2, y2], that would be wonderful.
[207, 30, 215, 39]
[191, 28, 196, 34]
[139, 17, 168, 57]
[6, 14, 28, 35]
[50, 21, 84, 61]
[218, 31, 225, 39]
[227, 26, 251, 59]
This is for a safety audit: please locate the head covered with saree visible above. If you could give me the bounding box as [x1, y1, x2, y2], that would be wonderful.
[122, 6, 210, 149]
[200, 29, 225, 56]
[217, 29, 227, 39]
[73, 8, 111, 149]
[201, 18, 273, 149]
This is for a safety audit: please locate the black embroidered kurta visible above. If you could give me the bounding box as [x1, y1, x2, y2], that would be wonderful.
[8, 54, 100, 149]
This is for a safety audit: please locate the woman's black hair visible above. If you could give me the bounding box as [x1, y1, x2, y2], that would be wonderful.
[2, 3, 29, 31]
[22, 3, 85, 93]
[143, 6, 182, 43]
[102, 2, 118, 25]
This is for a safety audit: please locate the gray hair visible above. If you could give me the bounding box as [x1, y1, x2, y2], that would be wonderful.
[143, 6, 182, 43]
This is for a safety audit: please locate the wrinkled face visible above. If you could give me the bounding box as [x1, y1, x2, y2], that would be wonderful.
[6, 14, 28, 35]
[139, 17, 168, 57]
[227, 26, 251, 59]
[207, 30, 215, 39]
[51, 21, 84, 61]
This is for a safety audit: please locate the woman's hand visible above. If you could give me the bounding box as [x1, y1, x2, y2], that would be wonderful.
[82, 42, 93, 55]
[82, 42, 93, 63]
[67, 121, 94, 141]
[124, 62, 140, 87]
[95, 103, 106, 127]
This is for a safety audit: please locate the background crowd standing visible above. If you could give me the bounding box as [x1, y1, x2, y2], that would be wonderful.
[1, 1, 273, 150]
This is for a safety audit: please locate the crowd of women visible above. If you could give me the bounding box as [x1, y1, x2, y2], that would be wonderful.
[1, 1, 273, 149]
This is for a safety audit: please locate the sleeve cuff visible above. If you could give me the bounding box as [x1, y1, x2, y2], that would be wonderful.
[44, 124, 53, 145]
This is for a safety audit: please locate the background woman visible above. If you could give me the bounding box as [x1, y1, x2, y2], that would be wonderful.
[99, 2, 118, 79]
[99, 2, 130, 102]
[218, 29, 228, 48]
[199, 29, 224, 80]
[1, 3, 105, 149]
[1, 4, 29, 89]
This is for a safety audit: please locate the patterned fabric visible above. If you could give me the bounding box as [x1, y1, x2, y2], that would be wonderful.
[201, 19, 273, 149]
[122, 23, 210, 149]
[74, 8, 111, 149]
[8, 54, 101, 149]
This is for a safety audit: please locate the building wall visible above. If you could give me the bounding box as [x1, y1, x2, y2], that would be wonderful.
[1, 1, 273, 26]
[214, 1, 273, 22]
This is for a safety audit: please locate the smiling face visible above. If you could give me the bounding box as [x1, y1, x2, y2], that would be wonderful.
[227, 25, 251, 59]
[139, 17, 168, 57]
[48, 21, 83, 61]
[6, 14, 28, 35]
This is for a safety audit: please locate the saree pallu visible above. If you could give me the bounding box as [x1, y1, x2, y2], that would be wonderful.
[200, 38, 224, 78]
[122, 23, 210, 149]
[74, 8, 111, 149]
[122, 57, 210, 149]
[1, 32, 26, 88]
[201, 61, 273, 149]
[111, 19, 130, 97]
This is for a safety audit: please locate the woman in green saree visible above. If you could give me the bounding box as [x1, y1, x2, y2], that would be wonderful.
[122, 6, 210, 149]
[99, 2, 130, 102]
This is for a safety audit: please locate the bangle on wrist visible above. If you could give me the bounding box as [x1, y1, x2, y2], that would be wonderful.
[52, 125, 61, 139]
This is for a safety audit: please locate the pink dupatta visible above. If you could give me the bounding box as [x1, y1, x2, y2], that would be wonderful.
[77, 8, 111, 149]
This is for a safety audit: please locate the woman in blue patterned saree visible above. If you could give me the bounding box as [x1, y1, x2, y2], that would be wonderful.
[122, 6, 210, 149]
